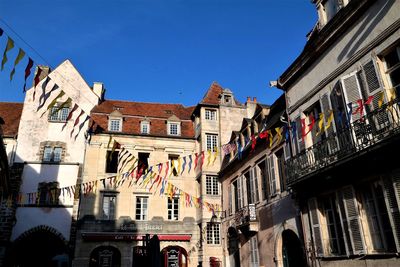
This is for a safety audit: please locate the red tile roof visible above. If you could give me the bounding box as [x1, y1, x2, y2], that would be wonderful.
[200, 82, 223, 105]
[0, 102, 23, 137]
[91, 100, 195, 138]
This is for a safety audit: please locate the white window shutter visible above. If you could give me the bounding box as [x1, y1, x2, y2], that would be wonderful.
[308, 197, 324, 257]
[383, 172, 400, 251]
[340, 71, 365, 122]
[340, 186, 366, 255]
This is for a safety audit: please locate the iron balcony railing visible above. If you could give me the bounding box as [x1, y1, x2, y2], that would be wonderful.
[234, 204, 257, 227]
[286, 98, 400, 186]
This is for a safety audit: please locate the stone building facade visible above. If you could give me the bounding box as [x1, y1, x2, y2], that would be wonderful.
[277, 0, 400, 266]
[73, 82, 257, 267]
[4, 60, 102, 266]
[219, 95, 307, 267]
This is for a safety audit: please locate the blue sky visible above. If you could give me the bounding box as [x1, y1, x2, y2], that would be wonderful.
[0, 0, 316, 106]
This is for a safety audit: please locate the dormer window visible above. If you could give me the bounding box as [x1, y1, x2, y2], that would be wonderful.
[141, 121, 150, 134]
[109, 118, 122, 132]
[168, 122, 181, 136]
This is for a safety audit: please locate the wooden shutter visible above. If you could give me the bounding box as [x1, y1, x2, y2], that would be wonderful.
[237, 178, 243, 210]
[228, 184, 232, 215]
[296, 116, 305, 152]
[341, 186, 365, 254]
[252, 168, 259, 203]
[268, 155, 276, 195]
[320, 93, 339, 153]
[308, 198, 324, 257]
[340, 71, 364, 122]
[362, 60, 390, 131]
[383, 171, 400, 251]
[335, 191, 352, 256]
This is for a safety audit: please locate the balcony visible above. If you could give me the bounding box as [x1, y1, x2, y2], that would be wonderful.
[286, 99, 400, 186]
[234, 204, 258, 233]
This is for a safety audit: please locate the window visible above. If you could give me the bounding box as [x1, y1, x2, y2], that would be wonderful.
[141, 121, 150, 134]
[136, 196, 148, 220]
[37, 182, 60, 205]
[323, 0, 340, 22]
[206, 133, 218, 152]
[246, 168, 259, 204]
[102, 193, 116, 220]
[206, 223, 220, 244]
[276, 149, 287, 193]
[49, 106, 69, 122]
[223, 95, 232, 105]
[43, 146, 63, 162]
[168, 198, 179, 220]
[138, 152, 150, 172]
[168, 122, 180, 136]
[362, 183, 396, 252]
[232, 176, 245, 212]
[109, 118, 122, 132]
[249, 235, 260, 267]
[205, 109, 217, 120]
[383, 44, 400, 96]
[257, 159, 269, 201]
[206, 176, 219, 195]
[322, 194, 346, 255]
[168, 154, 179, 176]
[105, 150, 119, 173]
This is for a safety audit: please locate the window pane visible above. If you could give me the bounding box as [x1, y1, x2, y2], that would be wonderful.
[110, 119, 121, 131]
[53, 147, 62, 162]
[43, 147, 52, 161]
[206, 134, 218, 152]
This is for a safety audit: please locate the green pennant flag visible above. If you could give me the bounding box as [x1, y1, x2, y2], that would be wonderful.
[1, 37, 15, 71]
[10, 48, 25, 81]
[41, 90, 65, 117]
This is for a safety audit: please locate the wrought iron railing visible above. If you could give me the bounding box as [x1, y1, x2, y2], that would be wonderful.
[234, 204, 257, 227]
[286, 98, 400, 186]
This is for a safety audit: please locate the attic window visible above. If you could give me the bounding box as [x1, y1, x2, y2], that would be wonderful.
[224, 95, 231, 104]
[113, 106, 123, 111]
[165, 110, 173, 115]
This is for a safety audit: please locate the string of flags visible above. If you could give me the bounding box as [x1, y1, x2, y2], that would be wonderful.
[0, 27, 92, 141]
[222, 89, 398, 155]
[5, 144, 222, 216]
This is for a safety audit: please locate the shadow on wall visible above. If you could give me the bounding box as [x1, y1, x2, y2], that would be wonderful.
[337, 0, 395, 63]
[4, 152, 79, 267]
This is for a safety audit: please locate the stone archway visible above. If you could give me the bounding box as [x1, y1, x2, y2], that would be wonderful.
[8, 225, 70, 267]
[277, 229, 306, 267]
[161, 246, 188, 267]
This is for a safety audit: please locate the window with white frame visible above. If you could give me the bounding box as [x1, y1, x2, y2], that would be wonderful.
[206, 223, 220, 244]
[109, 118, 122, 132]
[136, 196, 148, 220]
[140, 121, 150, 134]
[205, 109, 217, 120]
[43, 146, 63, 162]
[167, 198, 179, 220]
[102, 193, 116, 220]
[382, 44, 400, 97]
[249, 235, 260, 267]
[49, 106, 69, 122]
[206, 176, 219, 195]
[206, 133, 218, 152]
[168, 122, 180, 136]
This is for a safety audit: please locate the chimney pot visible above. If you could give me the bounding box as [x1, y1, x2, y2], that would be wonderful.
[93, 82, 105, 101]
[253, 97, 257, 103]
[247, 96, 251, 102]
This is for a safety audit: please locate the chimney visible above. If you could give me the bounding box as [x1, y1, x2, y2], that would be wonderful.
[253, 97, 257, 103]
[247, 96, 251, 102]
[93, 82, 105, 101]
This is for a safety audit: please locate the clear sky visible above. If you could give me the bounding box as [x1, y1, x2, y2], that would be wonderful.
[0, 0, 317, 107]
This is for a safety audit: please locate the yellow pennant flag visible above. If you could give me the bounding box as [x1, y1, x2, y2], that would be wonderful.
[1, 37, 15, 71]
[169, 160, 175, 178]
[275, 127, 284, 144]
[207, 149, 212, 166]
[268, 130, 273, 147]
[10, 48, 25, 81]
[40, 90, 65, 117]
[389, 88, 397, 102]
[378, 91, 385, 108]
[212, 147, 218, 165]
[177, 157, 182, 174]
[316, 113, 325, 136]
[324, 110, 334, 131]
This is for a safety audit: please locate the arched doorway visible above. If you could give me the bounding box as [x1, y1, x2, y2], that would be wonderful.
[9, 225, 69, 267]
[281, 230, 306, 267]
[161, 246, 187, 267]
[89, 246, 121, 267]
[227, 227, 240, 267]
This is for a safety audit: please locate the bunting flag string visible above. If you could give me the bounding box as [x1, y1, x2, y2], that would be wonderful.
[181, 156, 186, 175]
[38, 76, 52, 106]
[23, 58, 34, 92]
[188, 155, 192, 173]
[40, 90, 65, 117]
[74, 115, 90, 140]
[70, 109, 84, 138]
[32, 67, 43, 101]
[61, 103, 78, 131]
[37, 82, 58, 111]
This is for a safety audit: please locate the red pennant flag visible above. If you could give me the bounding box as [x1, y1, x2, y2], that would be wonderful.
[251, 134, 256, 151]
[164, 161, 169, 178]
[23, 58, 34, 93]
[70, 110, 84, 138]
[301, 114, 315, 141]
[259, 131, 268, 139]
[32, 67, 43, 101]
[194, 153, 199, 169]
[352, 99, 364, 118]
[364, 95, 374, 106]
[199, 151, 205, 170]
